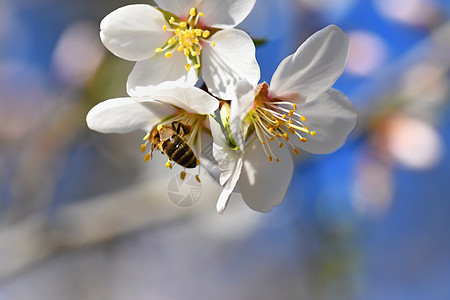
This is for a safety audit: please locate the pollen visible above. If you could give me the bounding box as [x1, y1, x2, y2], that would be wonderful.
[196, 175, 201, 183]
[144, 153, 151, 161]
[212, 41, 216, 47]
[141, 144, 147, 152]
[155, 8, 210, 73]
[185, 64, 191, 71]
[143, 132, 150, 141]
[180, 171, 187, 180]
[311, 131, 316, 136]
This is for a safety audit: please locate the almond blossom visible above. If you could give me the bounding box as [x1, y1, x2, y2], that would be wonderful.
[211, 25, 357, 213]
[100, 0, 260, 99]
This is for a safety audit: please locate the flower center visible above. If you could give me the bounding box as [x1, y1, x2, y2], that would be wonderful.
[155, 8, 216, 72]
[140, 111, 205, 173]
[247, 83, 316, 162]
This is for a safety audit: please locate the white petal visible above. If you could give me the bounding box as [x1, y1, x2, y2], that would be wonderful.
[238, 140, 293, 212]
[127, 51, 199, 96]
[293, 89, 357, 154]
[235, 80, 256, 122]
[86, 97, 175, 133]
[216, 157, 243, 214]
[199, 130, 221, 183]
[229, 93, 244, 151]
[154, 0, 200, 19]
[100, 4, 171, 61]
[135, 86, 218, 115]
[198, 0, 256, 28]
[202, 29, 260, 99]
[209, 116, 237, 185]
[269, 25, 349, 103]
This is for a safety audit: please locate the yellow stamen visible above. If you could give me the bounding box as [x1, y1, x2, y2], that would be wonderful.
[163, 25, 168, 31]
[155, 48, 163, 53]
[212, 41, 216, 47]
[185, 64, 191, 71]
[289, 110, 294, 117]
[198, 12, 204, 17]
[300, 116, 306, 122]
[283, 132, 289, 141]
[196, 175, 201, 183]
[190, 8, 196, 16]
[276, 158, 280, 162]
[269, 156, 273, 162]
[141, 144, 147, 152]
[262, 141, 266, 145]
[180, 171, 187, 180]
[143, 133, 150, 141]
[144, 153, 151, 161]
[293, 103, 297, 111]
[194, 64, 201, 69]
[288, 119, 293, 124]
[289, 127, 296, 135]
[311, 131, 317, 136]
[202, 30, 210, 38]
[282, 114, 286, 119]
[165, 52, 172, 58]
[169, 17, 175, 24]
[279, 143, 284, 148]
[179, 21, 187, 28]
[300, 137, 307, 142]
[293, 148, 299, 155]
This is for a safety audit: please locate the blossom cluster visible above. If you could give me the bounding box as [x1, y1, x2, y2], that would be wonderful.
[86, 0, 357, 214]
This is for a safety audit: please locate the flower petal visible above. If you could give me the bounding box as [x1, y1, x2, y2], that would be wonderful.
[86, 97, 175, 133]
[235, 80, 256, 121]
[269, 25, 349, 103]
[202, 28, 260, 99]
[216, 156, 243, 214]
[238, 140, 293, 212]
[198, 0, 256, 28]
[293, 89, 357, 154]
[154, 0, 200, 19]
[135, 86, 219, 115]
[100, 4, 171, 61]
[209, 116, 237, 185]
[127, 51, 199, 97]
[229, 92, 245, 151]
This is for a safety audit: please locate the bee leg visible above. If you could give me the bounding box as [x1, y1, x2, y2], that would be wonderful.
[165, 159, 173, 169]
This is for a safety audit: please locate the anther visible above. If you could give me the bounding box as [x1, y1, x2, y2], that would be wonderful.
[202, 30, 210, 38]
[262, 141, 266, 145]
[180, 171, 187, 180]
[282, 114, 286, 119]
[194, 64, 201, 69]
[289, 127, 296, 135]
[163, 25, 168, 31]
[196, 175, 201, 183]
[289, 110, 294, 117]
[283, 132, 289, 141]
[293, 103, 297, 111]
[300, 116, 306, 122]
[310, 131, 316, 136]
[141, 144, 147, 152]
[190, 8, 196, 16]
[143, 133, 150, 141]
[185, 64, 191, 71]
[289, 119, 293, 124]
[165, 52, 172, 58]
[293, 148, 299, 155]
[269, 137, 275, 142]
[157, 124, 163, 131]
[198, 12, 204, 17]
[155, 48, 163, 53]
[269, 156, 273, 162]
[276, 158, 280, 162]
[180, 22, 187, 28]
[169, 17, 175, 24]
[144, 153, 151, 161]
[300, 137, 307, 142]
[212, 41, 216, 47]
[279, 142, 284, 148]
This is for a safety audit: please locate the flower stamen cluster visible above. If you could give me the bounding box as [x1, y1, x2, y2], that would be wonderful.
[247, 83, 316, 162]
[155, 8, 215, 72]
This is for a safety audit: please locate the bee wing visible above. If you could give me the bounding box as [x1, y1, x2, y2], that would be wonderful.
[158, 126, 174, 142]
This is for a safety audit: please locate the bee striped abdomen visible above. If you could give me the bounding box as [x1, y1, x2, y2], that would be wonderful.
[163, 135, 197, 168]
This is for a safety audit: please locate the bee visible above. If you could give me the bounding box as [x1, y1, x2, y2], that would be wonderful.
[149, 121, 198, 168]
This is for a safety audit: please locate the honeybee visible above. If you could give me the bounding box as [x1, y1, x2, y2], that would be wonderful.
[149, 121, 198, 168]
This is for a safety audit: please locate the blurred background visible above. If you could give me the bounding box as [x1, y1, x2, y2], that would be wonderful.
[0, 0, 450, 299]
